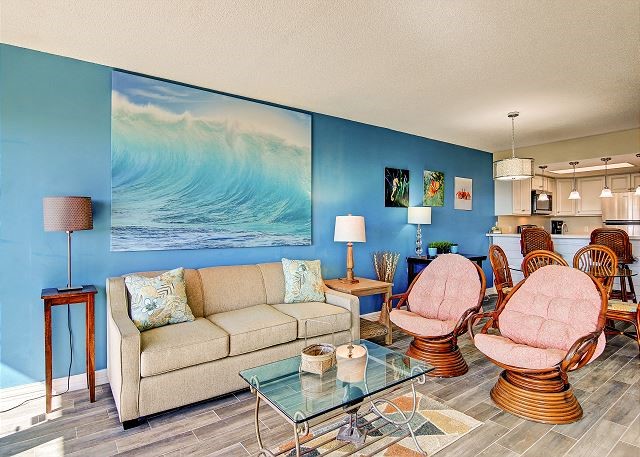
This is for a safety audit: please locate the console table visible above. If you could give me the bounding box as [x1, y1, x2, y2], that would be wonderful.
[407, 254, 487, 288]
[41, 285, 97, 413]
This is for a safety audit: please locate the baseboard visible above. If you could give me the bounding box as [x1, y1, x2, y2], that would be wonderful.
[0, 369, 109, 402]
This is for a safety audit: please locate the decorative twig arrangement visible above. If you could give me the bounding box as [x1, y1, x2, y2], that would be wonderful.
[373, 251, 400, 283]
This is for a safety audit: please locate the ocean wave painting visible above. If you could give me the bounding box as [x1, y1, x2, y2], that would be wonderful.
[110, 71, 312, 251]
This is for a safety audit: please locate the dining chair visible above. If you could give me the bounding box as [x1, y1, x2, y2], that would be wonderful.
[489, 245, 513, 309]
[468, 265, 608, 424]
[590, 228, 636, 302]
[389, 254, 486, 377]
[520, 227, 554, 256]
[573, 245, 618, 295]
[522, 250, 568, 277]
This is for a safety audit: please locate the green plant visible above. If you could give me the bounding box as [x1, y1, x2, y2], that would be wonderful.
[428, 241, 454, 253]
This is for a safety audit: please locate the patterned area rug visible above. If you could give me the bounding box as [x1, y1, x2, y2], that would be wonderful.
[276, 390, 482, 456]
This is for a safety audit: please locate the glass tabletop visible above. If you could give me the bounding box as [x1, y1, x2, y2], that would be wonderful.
[239, 339, 433, 424]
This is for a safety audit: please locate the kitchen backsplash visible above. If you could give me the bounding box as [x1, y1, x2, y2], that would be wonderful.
[496, 215, 603, 234]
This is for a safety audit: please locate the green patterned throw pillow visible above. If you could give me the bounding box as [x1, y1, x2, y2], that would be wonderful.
[124, 267, 195, 331]
[282, 258, 326, 303]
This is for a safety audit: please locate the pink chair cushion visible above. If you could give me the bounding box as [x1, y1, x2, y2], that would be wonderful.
[407, 254, 481, 322]
[498, 265, 606, 362]
[389, 309, 456, 337]
[474, 334, 567, 369]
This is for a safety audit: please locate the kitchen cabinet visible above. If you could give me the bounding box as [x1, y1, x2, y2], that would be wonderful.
[494, 180, 513, 215]
[512, 179, 532, 215]
[576, 176, 605, 215]
[632, 174, 640, 190]
[532, 175, 554, 192]
[610, 174, 631, 192]
[555, 179, 576, 216]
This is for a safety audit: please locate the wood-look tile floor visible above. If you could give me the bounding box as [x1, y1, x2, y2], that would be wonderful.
[1, 327, 638, 456]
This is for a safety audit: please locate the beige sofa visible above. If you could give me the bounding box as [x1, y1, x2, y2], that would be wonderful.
[106, 262, 359, 426]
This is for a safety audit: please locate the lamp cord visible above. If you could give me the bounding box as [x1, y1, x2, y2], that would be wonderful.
[0, 305, 74, 413]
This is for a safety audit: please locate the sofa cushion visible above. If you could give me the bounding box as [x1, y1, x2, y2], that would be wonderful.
[389, 309, 456, 337]
[208, 305, 297, 356]
[125, 268, 196, 331]
[474, 333, 566, 370]
[199, 265, 267, 314]
[140, 318, 229, 377]
[272, 302, 351, 338]
[258, 262, 287, 305]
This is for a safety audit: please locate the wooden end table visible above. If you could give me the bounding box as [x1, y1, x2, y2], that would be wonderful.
[324, 277, 394, 345]
[41, 285, 97, 413]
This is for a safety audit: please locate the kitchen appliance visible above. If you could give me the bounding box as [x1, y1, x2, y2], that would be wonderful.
[531, 190, 553, 215]
[601, 191, 640, 236]
[517, 224, 538, 234]
[551, 220, 565, 235]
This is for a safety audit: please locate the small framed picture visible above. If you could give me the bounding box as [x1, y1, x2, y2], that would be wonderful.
[454, 177, 472, 210]
[385, 168, 409, 207]
[423, 170, 445, 207]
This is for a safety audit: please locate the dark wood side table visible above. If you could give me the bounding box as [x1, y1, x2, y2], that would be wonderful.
[407, 254, 487, 289]
[324, 277, 394, 345]
[41, 285, 97, 413]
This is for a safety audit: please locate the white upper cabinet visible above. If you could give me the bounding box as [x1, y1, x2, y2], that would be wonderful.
[494, 180, 513, 215]
[512, 179, 532, 215]
[532, 175, 554, 192]
[632, 173, 640, 189]
[610, 174, 631, 192]
[576, 176, 605, 215]
[555, 178, 576, 215]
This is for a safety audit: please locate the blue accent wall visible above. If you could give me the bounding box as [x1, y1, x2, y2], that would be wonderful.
[0, 44, 494, 388]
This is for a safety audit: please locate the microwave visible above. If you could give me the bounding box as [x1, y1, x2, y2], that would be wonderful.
[531, 190, 552, 215]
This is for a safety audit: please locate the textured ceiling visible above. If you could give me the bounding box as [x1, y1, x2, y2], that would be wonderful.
[1, 0, 639, 151]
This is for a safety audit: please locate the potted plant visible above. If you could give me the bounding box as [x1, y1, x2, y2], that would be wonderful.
[427, 244, 438, 257]
[450, 243, 459, 254]
[428, 241, 453, 256]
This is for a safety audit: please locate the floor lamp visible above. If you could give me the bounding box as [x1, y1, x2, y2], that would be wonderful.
[43, 196, 93, 292]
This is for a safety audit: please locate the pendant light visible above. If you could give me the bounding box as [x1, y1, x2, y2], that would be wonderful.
[599, 157, 612, 198]
[635, 154, 640, 196]
[568, 161, 581, 200]
[493, 111, 534, 180]
[537, 166, 549, 201]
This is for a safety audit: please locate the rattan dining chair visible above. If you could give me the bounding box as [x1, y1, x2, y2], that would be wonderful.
[522, 250, 568, 278]
[590, 228, 636, 302]
[489, 245, 513, 309]
[520, 227, 554, 256]
[573, 245, 618, 296]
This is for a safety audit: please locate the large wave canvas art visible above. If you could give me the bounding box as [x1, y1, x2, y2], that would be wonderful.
[111, 71, 312, 251]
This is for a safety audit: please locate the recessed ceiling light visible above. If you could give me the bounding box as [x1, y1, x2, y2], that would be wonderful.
[549, 162, 634, 174]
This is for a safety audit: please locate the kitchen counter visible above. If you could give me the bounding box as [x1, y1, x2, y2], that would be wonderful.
[487, 233, 640, 240]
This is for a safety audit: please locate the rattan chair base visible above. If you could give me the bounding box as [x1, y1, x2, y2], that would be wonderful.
[490, 370, 583, 424]
[406, 336, 468, 378]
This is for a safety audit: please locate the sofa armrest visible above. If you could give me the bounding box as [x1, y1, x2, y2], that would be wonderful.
[325, 289, 360, 341]
[106, 277, 141, 423]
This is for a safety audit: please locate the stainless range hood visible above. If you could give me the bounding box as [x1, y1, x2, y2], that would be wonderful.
[601, 191, 640, 236]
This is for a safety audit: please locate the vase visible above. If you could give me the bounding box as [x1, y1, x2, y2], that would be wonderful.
[427, 247, 438, 257]
[450, 245, 459, 254]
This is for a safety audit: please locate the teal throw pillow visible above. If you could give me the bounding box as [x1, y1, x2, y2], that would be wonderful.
[124, 267, 195, 331]
[282, 258, 326, 303]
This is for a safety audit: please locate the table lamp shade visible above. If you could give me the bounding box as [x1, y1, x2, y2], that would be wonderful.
[334, 215, 366, 243]
[408, 207, 431, 225]
[43, 197, 93, 232]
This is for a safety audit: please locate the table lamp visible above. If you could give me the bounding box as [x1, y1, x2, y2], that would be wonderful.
[334, 214, 366, 284]
[43, 196, 93, 291]
[408, 207, 431, 256]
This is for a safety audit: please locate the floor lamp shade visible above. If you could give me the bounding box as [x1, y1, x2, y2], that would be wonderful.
[43, 196, 93, 232]
[43, 196, 93, 291]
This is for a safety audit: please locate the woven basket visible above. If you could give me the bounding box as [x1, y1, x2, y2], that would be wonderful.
[300, 343, 336, 375]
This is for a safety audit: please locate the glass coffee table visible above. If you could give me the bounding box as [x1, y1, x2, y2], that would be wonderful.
[240, 340, 433, 456]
